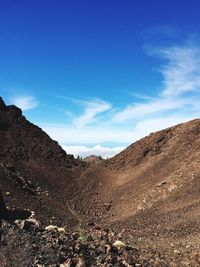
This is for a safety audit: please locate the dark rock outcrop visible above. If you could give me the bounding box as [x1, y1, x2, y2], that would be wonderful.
[0, 97, 7, 111]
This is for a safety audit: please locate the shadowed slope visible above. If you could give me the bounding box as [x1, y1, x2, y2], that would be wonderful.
[0, 97, 86, 226]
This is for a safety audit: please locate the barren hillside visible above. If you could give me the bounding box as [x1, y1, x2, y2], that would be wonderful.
[0, 97, 87, 226]
[71, 119, 200, 262]
[1, 97, 200, 265]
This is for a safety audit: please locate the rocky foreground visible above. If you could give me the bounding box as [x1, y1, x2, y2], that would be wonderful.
[1, 215, 200, 267]
[0, 215, 170, 267]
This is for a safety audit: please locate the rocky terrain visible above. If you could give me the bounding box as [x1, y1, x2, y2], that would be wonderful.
[1, 218, 172, 267]
[1, 97, 200, 266]
[0, 97, 88, 226]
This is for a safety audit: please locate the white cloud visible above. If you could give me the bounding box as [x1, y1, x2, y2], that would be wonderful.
[11, 96, 38, 111]
[160, 46, 200, 96]
[73, 98, 112, 127]
[111, 97, 191, 123]
[41, 124, 135, 144]
[111, 44, 200, 123]
[61, 144, 125, 159]
[134, 114, 197, 135]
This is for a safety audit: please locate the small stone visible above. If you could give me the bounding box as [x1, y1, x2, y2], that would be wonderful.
[45, 225, 58, 231]
[87, 221, 95, 227]
[105, 244, 111, 254]
[173, 249, 180, 254]
[113, 240, 126, 248]
[71, 257, 85, 267]
[60, 259, 71, 267]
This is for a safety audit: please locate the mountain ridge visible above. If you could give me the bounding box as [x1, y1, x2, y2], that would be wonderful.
[0, 97, 87, 226]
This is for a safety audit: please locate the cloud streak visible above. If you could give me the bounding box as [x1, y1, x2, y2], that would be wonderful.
[73, 98, 112, 127]
[160, 46, 200, 96]
[111, 97, 192, 123]
[111, 44, 200, 123]
[11, 96, 38, 111]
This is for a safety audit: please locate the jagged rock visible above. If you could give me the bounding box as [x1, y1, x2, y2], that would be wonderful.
[0, 97, 7, 111]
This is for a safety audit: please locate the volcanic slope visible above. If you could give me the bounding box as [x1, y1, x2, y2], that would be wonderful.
[0, 97, 87, 226]
[1, 96, 200, 260]
[72, 119, 200, 255]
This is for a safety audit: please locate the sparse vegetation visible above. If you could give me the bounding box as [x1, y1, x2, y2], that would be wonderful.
[76, 155, 83, 161]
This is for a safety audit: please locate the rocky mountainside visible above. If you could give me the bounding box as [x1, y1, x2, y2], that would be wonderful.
[1, 96, 200, 266]
[0, 97, 87, 226]
[69, 119, 200, 264]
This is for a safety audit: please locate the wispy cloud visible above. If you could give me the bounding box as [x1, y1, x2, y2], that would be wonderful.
[111, 97, 192, 123]
[11, 96, 38, 111]
[73, 98, 112, 127]
[160, 46, 200, 96]
[112, 44, 200, 123]
[134, 114, 196, 136]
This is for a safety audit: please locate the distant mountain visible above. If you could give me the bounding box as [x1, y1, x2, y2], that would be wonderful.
[83, 155, 103, 163]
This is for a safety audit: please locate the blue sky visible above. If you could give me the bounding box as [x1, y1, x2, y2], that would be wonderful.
[1, 0, 200, 157]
